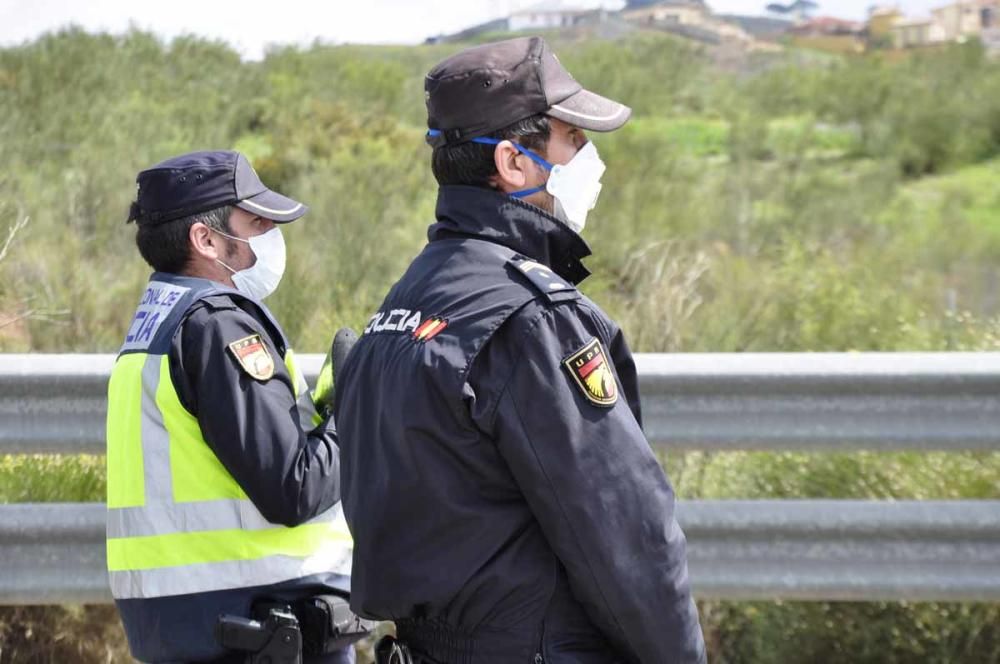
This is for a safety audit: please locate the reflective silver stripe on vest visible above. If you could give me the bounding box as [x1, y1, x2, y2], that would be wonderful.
[107, 499, 343, 539]
[109, 545, 353, 599]
[140, 354, 174, 504]
[287, 351, 320, 431]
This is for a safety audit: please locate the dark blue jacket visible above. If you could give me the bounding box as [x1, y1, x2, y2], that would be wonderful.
[334, 186, 705, 664]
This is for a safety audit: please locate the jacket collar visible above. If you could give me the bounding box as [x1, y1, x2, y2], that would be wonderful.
[428, 185, 592, 285]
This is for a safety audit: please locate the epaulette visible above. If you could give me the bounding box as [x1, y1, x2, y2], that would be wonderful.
[193, 293, 288, 355]
[508, 255, 580, 304]
[199, 294, 241, 311]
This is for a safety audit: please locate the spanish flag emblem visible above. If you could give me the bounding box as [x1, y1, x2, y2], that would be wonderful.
[413, 317, 448, 342]
[563, 337, 618, 407]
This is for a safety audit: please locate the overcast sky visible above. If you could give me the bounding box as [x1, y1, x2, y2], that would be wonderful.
[0, 1, 949, 59]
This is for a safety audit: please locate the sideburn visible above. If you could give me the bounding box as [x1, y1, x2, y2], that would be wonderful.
[225, 237, 241, 261]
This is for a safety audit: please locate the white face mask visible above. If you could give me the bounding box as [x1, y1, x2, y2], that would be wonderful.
[215, 227, 286, 300]
[545, 141, 606, 234]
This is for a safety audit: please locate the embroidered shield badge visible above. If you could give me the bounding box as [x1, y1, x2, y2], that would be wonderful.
[228, 334, 275, 381]
[562, 337, 618, 407]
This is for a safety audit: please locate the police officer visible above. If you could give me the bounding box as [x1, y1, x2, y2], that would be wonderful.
[334, 38, 706, 663]
[106, 151, 355, 663]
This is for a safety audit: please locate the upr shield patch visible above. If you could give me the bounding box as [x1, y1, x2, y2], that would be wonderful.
[228, 334, 275, 381]
[563, 338, 618, 407]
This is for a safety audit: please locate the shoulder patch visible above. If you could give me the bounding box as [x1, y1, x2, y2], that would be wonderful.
[228, 334, 275, 381]
[562, 337, 618, 407]
[509, 256, 579, 303]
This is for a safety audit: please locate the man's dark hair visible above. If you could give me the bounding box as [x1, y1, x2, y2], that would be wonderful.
[135, 205, 234, 274]
[431, 114, 551, 188]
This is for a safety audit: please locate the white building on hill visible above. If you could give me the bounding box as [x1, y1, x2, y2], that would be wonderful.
[621, 0, 708, 27]
[888, 0, 1000, 50]
[508, 1, 604, 32]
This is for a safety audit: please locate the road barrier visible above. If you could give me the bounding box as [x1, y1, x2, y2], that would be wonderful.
[2, 353, 998, 604]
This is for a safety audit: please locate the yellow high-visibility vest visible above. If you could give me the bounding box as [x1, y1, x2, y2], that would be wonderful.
[105, 273, 352, 600]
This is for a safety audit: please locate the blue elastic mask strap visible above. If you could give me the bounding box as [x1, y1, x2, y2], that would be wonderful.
[468, 137, 554, 170]
[426, 130, 550, 198]
[507, 187, 545, 199]
[470, 137, 551, 199]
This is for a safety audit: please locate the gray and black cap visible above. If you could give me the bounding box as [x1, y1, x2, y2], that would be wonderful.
[127, 150, 308, 225]
[425, 36, 631, 148]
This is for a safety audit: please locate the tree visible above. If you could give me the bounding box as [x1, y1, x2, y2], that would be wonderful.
[625, 0, 706, 9]
[766, 0, 818, 21]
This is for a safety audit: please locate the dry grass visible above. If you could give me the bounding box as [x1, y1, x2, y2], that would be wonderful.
[0, 606, 133, 664]
[0, 606, 386, 664]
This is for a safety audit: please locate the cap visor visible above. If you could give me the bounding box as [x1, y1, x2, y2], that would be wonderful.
[547, 89, 632, 132]
[235, 189, 308, 223]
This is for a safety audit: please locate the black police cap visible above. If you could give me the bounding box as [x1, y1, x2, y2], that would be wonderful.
[126, 150, 308, 225]
[424, 36, 631, 148]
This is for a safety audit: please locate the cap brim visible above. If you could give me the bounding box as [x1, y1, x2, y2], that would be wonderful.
[547, 89, 631, 132]
[235, 189, 308, 223]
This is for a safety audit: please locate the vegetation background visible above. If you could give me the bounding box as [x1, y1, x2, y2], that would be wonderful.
[1, 24, 999, 663]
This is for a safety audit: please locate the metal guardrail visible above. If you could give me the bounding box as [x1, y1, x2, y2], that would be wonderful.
[637, 352, 1000, 451]
[2, 503, 107, 605]
[3, 500, 999, 605]
[682, 499, 1000, 601]
[7, 352, 1000, 454]
[1, 353, 999, 605]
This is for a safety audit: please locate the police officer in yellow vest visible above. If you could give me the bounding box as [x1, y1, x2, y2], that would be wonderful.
[107, 151, 355, 663]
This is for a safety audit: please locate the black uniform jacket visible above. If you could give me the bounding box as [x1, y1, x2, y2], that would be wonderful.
[334, 186, 706, 664]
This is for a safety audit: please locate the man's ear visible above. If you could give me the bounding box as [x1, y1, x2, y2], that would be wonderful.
[492, 140, 531, 193]
[189, 222, 219, 261]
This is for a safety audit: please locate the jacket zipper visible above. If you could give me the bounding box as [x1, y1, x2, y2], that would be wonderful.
[534, 619, 546, 663]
